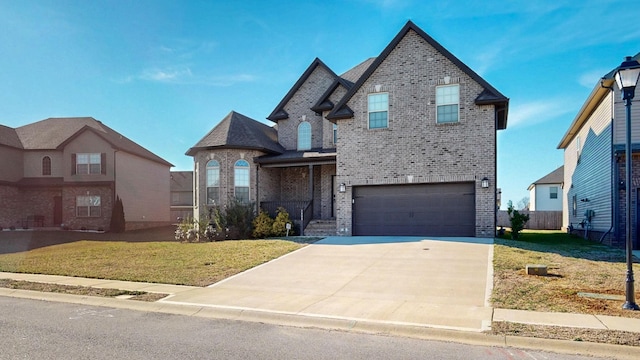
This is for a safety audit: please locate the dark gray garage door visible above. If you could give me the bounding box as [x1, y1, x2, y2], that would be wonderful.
[352, 182, 475, 236]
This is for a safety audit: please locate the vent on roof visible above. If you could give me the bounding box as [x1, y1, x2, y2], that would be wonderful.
[368, 84, 390, 93]
[436, 77, 461, 85]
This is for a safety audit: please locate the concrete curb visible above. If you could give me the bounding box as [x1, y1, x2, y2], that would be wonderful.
[3, 288, 640, 359]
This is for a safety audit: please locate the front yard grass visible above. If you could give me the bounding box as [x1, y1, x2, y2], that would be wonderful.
[0, 237, 304, 286]
[493, 230, 640, 319]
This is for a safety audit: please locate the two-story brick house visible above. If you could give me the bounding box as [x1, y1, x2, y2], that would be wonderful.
[0, 117, 172, 231]
[188, 21, 508, 237]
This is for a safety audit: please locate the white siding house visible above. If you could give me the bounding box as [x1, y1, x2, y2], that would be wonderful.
[528, 166, 563, 211]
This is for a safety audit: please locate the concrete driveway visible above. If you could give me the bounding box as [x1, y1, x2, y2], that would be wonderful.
[163, 236, 494, 332]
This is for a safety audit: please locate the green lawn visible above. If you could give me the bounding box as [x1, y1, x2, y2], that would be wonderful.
[0, 238, 303, 286]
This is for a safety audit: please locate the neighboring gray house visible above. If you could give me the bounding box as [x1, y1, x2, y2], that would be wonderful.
[170, 171, 193, 222]
[528, 166, 563, 211]
[558, 53, 640, 249]
[0, 117, 172, 231]
[187, 21, 509, 237]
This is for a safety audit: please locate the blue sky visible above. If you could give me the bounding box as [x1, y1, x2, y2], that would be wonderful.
[1, 0, 639, 209]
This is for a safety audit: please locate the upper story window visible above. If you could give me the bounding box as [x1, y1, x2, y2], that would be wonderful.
[368, 93, 388, 129]
[333, 123, 338, 144]
[42, 156, 51, 176]
[297, 122, 311, 150]
[550, 186, 558, 199]
[76, 195, 101, 217]
[206, 160, 220, 205]
[234, 159, 250, 204]
[75, 153, 102, 175]
[436, 84, 460, 123]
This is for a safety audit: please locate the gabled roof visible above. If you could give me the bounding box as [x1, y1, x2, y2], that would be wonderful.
[326, 20, 509, 129]
[14, 117, 172, 166]
[340, 57, 376, 84]
[267, 58, 340, 121]
[528, 166, 564, 190]
[558, 52, 640, 149]
[310, 58, 378, 114]
[186, 111, 284, 156]
[0, 125, 23, 149]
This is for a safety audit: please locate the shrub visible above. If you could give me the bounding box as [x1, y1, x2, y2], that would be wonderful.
[223, 199, 255, 239]
[109, 196, 126, 233]
[272, 207, 294, 237]
[252, 210, 274, 238]
[507, 201, 530, 240]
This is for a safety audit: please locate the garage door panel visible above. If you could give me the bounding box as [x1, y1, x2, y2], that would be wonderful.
[353, 183, 476, 237]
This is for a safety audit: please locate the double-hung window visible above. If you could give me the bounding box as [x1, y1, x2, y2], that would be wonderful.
[76, 195, 101, 217]
[77, 153, 101, 174]
[550, 186, 558, 199]
[234, 159, 250, 204]
[436, 84, 460, 123]
[206, 160, 220, 205]
[368, 93, 388, 129]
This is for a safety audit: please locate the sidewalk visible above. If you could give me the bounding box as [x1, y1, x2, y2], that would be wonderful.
[3, 271, 640, 333]
[0, 272, 640, 333]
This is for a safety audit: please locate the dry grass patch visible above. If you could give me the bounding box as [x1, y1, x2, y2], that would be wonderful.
[493, 230, 640, 319]
[0, 239, 303, 286]
[0, 279, 168, 302]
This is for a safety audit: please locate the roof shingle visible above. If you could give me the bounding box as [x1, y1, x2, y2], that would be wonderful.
[13, 117, 172, 166]
[186, 111, 283, 156]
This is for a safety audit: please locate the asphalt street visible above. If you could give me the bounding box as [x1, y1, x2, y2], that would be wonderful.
[0, 297, 613, 360]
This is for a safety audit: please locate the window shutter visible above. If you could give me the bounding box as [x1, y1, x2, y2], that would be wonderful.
[101, 153, 106, 174]
[71, 154, 76, 175]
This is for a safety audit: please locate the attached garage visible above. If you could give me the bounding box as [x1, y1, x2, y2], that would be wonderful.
[352, 182, 476, 236]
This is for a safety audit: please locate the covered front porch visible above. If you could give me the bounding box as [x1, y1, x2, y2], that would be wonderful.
[256, 149, 336, 235]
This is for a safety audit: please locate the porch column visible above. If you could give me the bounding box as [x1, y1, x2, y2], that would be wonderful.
[308, 165, 314, 201]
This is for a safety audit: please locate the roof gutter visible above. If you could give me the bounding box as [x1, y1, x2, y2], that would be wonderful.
[557, 78, 614, 149]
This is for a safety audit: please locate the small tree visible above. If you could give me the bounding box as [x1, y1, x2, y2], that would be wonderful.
[507, 200, 530, 240]
[272, 207, 294, 237]
[252, 210, 274, 238]
[109, 196, 126, 233]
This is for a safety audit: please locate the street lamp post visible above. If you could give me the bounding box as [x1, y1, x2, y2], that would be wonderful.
[615, 56, 640, 311]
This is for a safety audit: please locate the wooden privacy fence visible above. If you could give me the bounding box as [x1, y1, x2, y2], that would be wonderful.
[497, 210, 562, 230]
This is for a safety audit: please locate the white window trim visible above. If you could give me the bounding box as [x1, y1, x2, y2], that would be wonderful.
[76, 195, 101, 217]
[368, 92, 389, 129]
[297, 121, 312, 150]
[77, 153, 101, 175]
[234, 159, 250, 203]
[206, 160, 220, 205]
[436, 84, 460, 124]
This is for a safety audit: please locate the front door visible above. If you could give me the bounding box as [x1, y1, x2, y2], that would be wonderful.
[53, 196, 63, 226]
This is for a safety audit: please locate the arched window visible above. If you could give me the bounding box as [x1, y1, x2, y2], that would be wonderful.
[297, 121, 311, 150]
[206, 160, 220, 205]
[42, 156, 51, 176]
[234, 159, 250, 203]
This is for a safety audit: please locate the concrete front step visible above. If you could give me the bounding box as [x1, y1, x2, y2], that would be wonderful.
[303, 220, 337, 236]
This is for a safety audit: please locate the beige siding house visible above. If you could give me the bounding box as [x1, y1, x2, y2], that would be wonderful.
[558, 53, 640, 249]
[0, 117, 172, 231]
[188, 21, 509, 237]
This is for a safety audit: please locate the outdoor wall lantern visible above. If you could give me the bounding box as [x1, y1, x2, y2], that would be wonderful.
[481, 177, 489, 189]
[338, 183, 346, 193]
[615, 55, 640, 311]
